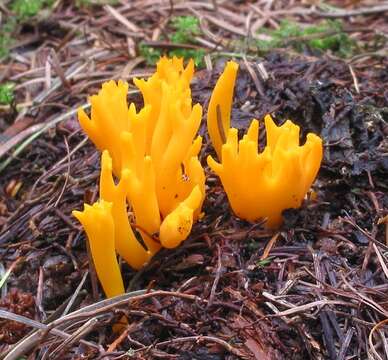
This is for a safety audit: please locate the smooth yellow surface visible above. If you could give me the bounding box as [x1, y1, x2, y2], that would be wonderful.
[134, 58, 204, 217]
[159, 186, 202, 248]
[208, 115, 323, 228]
[74, 57, 205, 295]
[134, 57, 194, 153]
[72, 201, 124, 298]
[119, 132, 161, 255]
[78, 80, 130, 176]
[207, 61, 239, 160]
[99, 150, 151, 268]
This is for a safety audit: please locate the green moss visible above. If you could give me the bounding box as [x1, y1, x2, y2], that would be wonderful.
[0, 17, 17, 59]
[255, 20, 354, 57]
[11, 0, 54, 19]
[256, 257, 274, 267]
[139, 44, 162, 66]
[0, 83, 15, 105]
[1, 0, 55, 60]
[139, 16, 205, 68]
[170, 16, 200, 44]
[169, 48, 205, 67]
[256, 256, 274, 267]
[0, 35, 12, 59]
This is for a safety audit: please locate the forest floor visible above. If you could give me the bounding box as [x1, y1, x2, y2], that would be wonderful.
[0, 1, 387, 359]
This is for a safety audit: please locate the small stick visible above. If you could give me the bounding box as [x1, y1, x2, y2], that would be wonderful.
[208, 244, 222, 308]
[348, 64, 360, 94]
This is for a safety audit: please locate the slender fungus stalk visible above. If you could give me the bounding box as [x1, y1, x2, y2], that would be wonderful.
[73, 201, 124, 298]
[207, 61, 239, 160]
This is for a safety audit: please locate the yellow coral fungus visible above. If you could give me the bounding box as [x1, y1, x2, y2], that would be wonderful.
[207, 62, 323, 228]
[159, 185, 202, 249]
[207, 61, 239, 160]
[73, 57, 205, 297]
[99, 150, 151, 267]
[134, 57, 194, 152]
[73, 201, 124, 298]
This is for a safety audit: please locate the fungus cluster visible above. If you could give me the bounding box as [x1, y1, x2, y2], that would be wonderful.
[73, 57, 205, 297]
[73, 57, 323, 298]
[207, 61, 323, 228]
